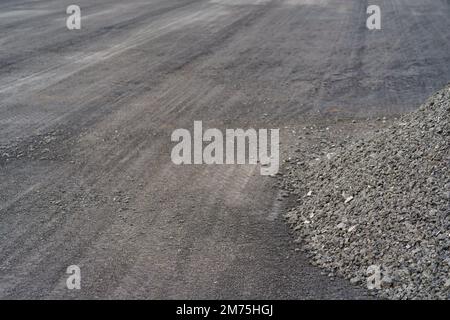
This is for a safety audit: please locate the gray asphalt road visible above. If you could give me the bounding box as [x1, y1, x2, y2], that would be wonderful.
[0, 0, 449, 299]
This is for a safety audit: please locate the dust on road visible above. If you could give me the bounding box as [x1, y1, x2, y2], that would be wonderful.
[0, 0, 449, 298]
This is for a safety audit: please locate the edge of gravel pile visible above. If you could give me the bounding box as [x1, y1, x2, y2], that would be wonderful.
[281, 84, 450, 299]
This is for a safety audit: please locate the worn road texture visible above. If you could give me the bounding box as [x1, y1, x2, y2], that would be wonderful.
[0, 0, 449, 299]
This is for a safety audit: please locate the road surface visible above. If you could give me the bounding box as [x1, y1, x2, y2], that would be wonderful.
[0, 0, 449, 299]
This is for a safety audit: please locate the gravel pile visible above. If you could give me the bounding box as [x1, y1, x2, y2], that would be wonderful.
[282, 85, 450, 299]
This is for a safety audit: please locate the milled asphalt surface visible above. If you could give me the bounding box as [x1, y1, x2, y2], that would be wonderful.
[0, 0, 449, 299]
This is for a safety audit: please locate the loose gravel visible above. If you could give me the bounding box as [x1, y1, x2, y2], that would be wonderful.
[281, 85, 450, 299]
